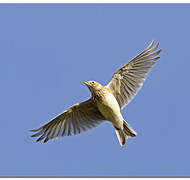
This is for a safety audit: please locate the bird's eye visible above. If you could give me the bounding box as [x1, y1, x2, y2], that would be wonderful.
[92, 81, 94, 84]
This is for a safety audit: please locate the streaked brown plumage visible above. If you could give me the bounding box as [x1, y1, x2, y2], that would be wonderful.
[30, 40, 161, 146]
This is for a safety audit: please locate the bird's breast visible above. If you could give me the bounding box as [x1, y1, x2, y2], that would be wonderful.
[96, 91, 122, 124]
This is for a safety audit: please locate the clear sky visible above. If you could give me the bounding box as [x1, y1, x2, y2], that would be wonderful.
[0, 4, 189, 177]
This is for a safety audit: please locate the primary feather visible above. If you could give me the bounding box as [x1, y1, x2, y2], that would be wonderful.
[107, 40, 161, 109]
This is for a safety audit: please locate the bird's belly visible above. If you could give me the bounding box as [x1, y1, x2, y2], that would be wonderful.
[97, 93, 122, 125]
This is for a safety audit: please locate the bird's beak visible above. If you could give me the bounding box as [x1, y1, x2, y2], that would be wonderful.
[84, 81, 89, 86]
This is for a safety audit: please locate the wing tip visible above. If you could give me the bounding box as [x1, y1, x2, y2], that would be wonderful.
[31, 133, 39, 138]
[149, 40, 160, 49]
[43, 138, 49, 143]
[155, 56, 160, 61]
[36, 135, 45, 142]
[150, 40, 155, 45]
[29, 128, 40, 132]
[155, 49, 162, 59]
[148, 40, 156, 48]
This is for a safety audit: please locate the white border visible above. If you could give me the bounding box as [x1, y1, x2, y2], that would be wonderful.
[0, 0, 190, 3]
[0, 1, 189, 179]
[0, 178, 189, 179]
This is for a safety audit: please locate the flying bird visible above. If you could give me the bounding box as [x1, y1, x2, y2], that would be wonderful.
[30, 40, 161, 146]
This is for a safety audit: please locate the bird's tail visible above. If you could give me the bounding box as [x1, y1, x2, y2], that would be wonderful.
[115, 120, 137, 146]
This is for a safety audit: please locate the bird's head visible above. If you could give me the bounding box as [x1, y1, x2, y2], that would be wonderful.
[84, 81, 103, 94]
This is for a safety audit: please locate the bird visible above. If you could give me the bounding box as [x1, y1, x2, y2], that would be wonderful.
[30, 40, 161, 146]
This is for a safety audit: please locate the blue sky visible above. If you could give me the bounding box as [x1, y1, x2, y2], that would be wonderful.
[0, 4, 190, 176]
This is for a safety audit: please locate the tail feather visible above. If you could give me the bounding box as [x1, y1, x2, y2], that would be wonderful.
[123, 120, 137, 137]
[115, 120, 137, 146]
[115, 129, 128, 146]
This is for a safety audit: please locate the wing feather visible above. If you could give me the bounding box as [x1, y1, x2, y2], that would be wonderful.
[30, 99, 105, 143]
[107, 41, 161, 109]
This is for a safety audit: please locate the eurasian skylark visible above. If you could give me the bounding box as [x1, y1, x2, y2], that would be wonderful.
[31, 41, 161, 146]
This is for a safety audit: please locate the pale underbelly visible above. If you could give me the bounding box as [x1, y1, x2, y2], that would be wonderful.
[97, 93, 123, 127]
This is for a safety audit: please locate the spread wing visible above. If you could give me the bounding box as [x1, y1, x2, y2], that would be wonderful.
[30, 99, 105, 143]
[107, 40, 161, 109]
